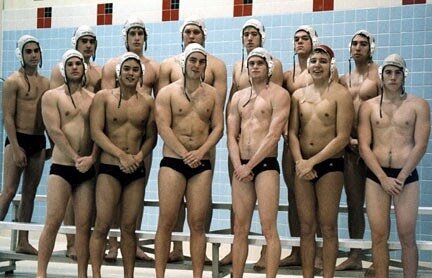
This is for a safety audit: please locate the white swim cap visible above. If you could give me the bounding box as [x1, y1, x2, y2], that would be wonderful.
[293, 25, 319, 51]
[247, 47, 273, 77]
[122, 16, 148, 51]
[71, 25, 96, 48]
[349, 29, 376, 56]
[115, 52, 145, 79]
[179, 43, 207, 74]
[59, 49, 87, 82]
[179, 15, 207, 40]
[15, 35, 42, 67]
[241, 19, 266, 46]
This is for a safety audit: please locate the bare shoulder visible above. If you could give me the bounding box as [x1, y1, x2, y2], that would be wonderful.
[331, 82, 350, 98]
[407, 94, 430, 110]
[291, 87, 305, 101]
[157, 80, 181, 97]
[208, 54, 226, 67]
[83, 88, 96, 98]
[103, 56, 119, 69]
[161, 55, 178, 66]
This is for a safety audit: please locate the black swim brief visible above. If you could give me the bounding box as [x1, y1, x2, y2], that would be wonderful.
[159, 157, 212, 180]
[240, 157, 280, 180]
[98, 163, 146, 187]
[366, 167, 419, 185]
[311, 157, 344, 183]
[5, 132, 46, 156]
[49, 163, 95, 190]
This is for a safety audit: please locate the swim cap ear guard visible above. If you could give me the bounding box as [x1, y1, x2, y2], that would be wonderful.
[292, 25, 319, 52]
[122, 17, 148, 51]
[240, 18, 266, 46]
[247, 47, 274, 78]
[15, 35, 43, 68]
[71, 25, 97, 61]
[59, 49, 88, 85]
[179, 15, 207, 49]
[349, 29, 376, 56]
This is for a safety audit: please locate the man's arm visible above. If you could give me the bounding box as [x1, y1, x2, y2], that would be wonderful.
[211, 57, 228, 109]
[150, 60, 161, 97]
[288, 91, 302, 162]
[154, 87, 189, 158]
[187, 89, 224, 162]
[41, 90, 79, 162]
[101, 59, 117, 90]
[136, 98, 158, 162]
[157, 59, 173, 92]
[271, 59, 284, 86]
[397, 99, 431, 183]
[226, 93, 242, 170]
[50, 64, 64, 89]
[2, 77, 27, 167]
[245, 88, 290, 170]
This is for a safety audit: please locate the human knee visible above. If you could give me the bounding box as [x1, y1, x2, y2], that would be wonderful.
[233, 221, 251, 238]
[0, 187, 18, 202]
[398, 232, 416, 249]
[188, 219, 205, 234]
[300, 222, 316, 237]
[320, 224, 337, 239]
[92, 222, 111, 238]
[120, 222, 136, 235]
[371, 230, 389, 245]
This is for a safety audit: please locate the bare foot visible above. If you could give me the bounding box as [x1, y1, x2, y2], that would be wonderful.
[16, 242, 38, 255]
[253, 256, 266, 272]
[136, 246, 154, 261]
[364, 264, 375, 278]
[335, 257, 362, 271]
[104, 246, 118, 262]
[66, 246, 77, 261]
[279, 253, 301, 267]
[219, 252, 232, 266]
[167, 249, 184, 263]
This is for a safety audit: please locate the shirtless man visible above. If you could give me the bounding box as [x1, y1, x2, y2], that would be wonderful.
[0, 35, 50, 255]
[158, 15, 227, 263]
[359, 54, 430, 278]
[280, 25, 319, 267]
[154, 43, 223, 278]
[101, 16, 159, 261]
[89, 52, 157, 278]
[228, 47, 290, 278]
[50, 25, 101, 260]
[288, 45, 353, 278]
[337, 30, 380, 271]
[220, 18, 283, 269]
[37, 49, 97, 278]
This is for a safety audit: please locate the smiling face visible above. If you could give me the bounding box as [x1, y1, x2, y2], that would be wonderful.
[185, 52, 206, 80]
[119, 58, 142, 87]
[308, 51, 331, 80]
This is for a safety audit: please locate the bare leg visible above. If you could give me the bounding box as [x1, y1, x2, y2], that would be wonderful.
[255, 171, 281, 277]
[73, 180, 95, 278]
[394, 182, 419, 278]
[365, 179, 391, 278]
[168, 201, 185, 262]
[0, 146, 23, 220]
[232, 177, 256, 278]
[120, 178, 146, 278]
[37, 176, 71, 278]
[219, 157, 234, 266]
[16, 150, 45, 255]
[90, 175, 122, 278]
[64, 197, 77, 260]
[316, 173, 343, 278]
[155, 168, 187, 278]
[135, 153, 153, 261]
[295, 177, 317, 278]
[336, 149, 366, 271]
[280, 144, 301, 267]
[186, 171, 212, 277]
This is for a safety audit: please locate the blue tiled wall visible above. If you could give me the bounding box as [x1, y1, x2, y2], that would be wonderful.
[1, 4, 431, 261]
